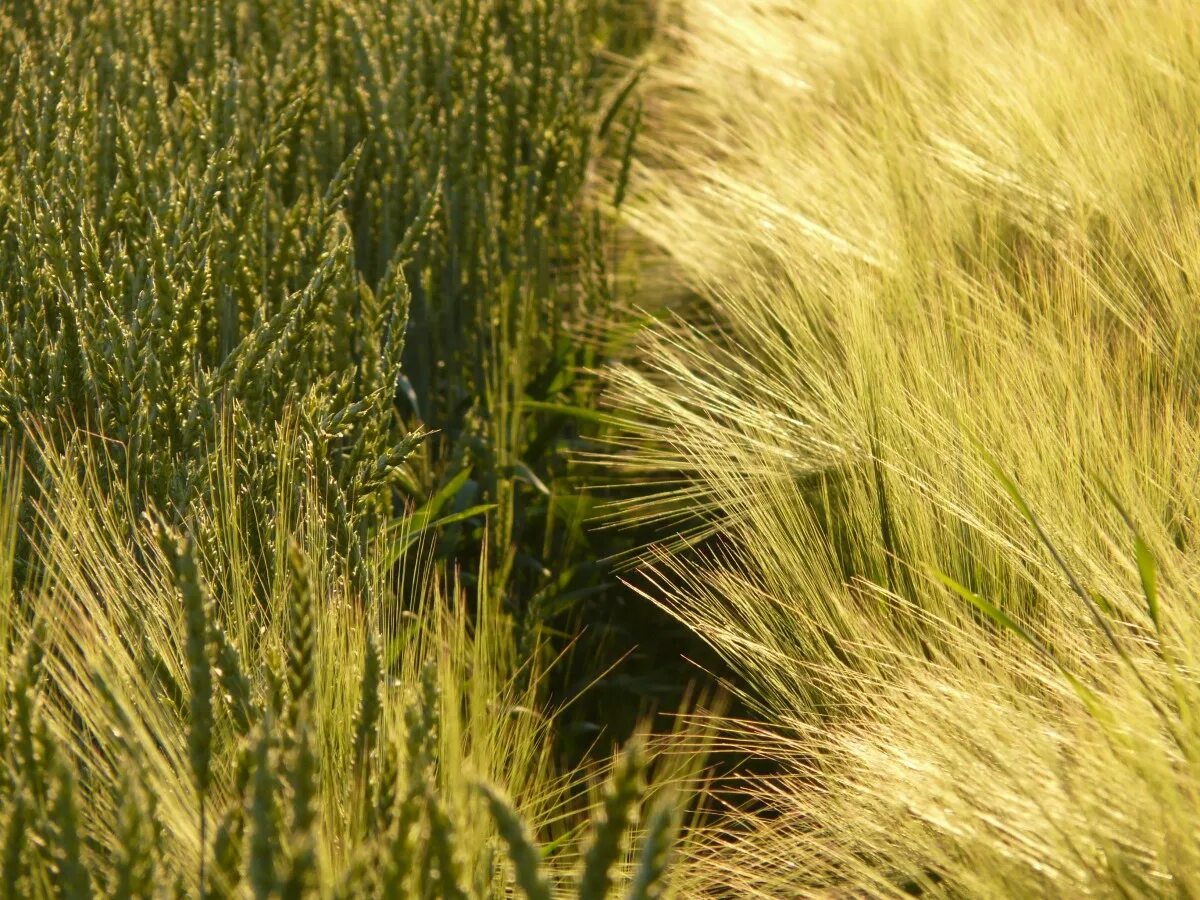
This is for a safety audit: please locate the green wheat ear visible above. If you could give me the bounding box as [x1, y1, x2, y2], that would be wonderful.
[426, 787, 469, 900]
[248, 718, 280, 900]
[0, 0, 657, 894]
[579, 738, 646, 900]
[282, 718, 318, 900]
[112, 771, 159, 900]
[160, 529, 215, 891]
[626, 802, 676, 900]
[285, 541, 316, 725]
[160, 531, 215, 800]
[211, 741, 255, 898]
[1, 790, 29, 892]
[477, 781, 553, 900]
[210, 621, 256, 735]
[378, 741, 412, 893]
[43, 728, 93, 900]
[352, 628, 382, 783]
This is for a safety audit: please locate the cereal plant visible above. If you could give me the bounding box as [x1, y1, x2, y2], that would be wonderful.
[616, 0, 1200, 895]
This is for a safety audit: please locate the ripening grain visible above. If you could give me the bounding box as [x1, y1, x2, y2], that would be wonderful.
[617, 0, 1200, 895]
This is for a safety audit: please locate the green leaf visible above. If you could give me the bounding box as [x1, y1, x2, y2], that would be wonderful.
[385, 504, 495, 566]
[934, 570, 1102, 711]
[1135, 534, 1160, 632]
[520, 399, 633, 428]
[933, 571, 1045, 656]
[597, 65, 644, 139]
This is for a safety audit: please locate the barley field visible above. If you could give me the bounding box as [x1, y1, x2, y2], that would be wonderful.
[1, 0, 1197, 897]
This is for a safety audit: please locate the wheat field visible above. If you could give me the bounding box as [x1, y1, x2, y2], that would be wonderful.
[2, 0, 1196, 897]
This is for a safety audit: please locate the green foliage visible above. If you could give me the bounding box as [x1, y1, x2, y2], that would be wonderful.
[0, 0, 691, 896]
[0, 0, 643, 635]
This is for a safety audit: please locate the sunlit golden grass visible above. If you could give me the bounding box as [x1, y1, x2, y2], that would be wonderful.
[612, 0, 1200, 894]
[2, 431, 562, 892]
[1, 428, 708, 896]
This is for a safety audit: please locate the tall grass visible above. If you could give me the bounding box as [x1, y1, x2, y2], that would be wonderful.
[1, 434, 552, 895]
[0, 435, 694, 897]
[616, 0, 1200, 894]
